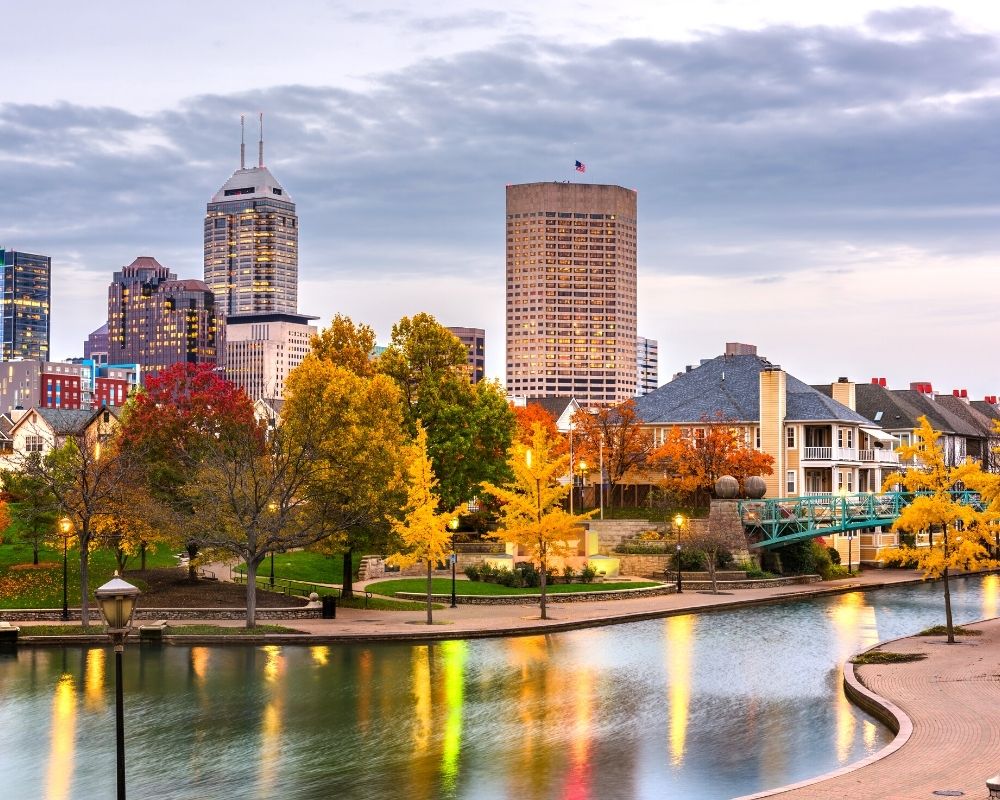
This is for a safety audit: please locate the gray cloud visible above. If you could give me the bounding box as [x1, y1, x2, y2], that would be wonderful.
[3, 9, 1000, 360]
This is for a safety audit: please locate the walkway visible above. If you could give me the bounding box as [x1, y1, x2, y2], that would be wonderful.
[753, 616, 1000, 800]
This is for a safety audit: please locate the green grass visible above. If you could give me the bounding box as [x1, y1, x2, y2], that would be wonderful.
[918, 625, 982, 637]
[338, 595, 443, 611]
[235, 550, 362, 585]
[369, 578, 662, 597]
[0, 540, 177, 609]
[851, 651, 927, 665]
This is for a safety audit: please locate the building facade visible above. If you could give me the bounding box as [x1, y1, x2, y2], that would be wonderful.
[0, 359, 139, 413]
[204, 127, 298, 318]
[224, 313, 317, 402]
[83, 323, 109, 365]
[108, 256, 218, 375]
[446, 326, 486, 384]
[1, 248, 50, 361]
[505, 182, 638, 405]
[636, 336, 658, 396]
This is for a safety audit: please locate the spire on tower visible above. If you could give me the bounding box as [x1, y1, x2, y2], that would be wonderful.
[240, 114, 246, 170]
[258, 112, 264, 168]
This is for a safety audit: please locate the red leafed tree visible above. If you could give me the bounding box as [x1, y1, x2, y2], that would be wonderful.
[512, 403, 563, 448]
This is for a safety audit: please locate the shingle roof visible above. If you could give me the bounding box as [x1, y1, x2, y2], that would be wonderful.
[970, 401, 1000, 424]
[634, 354, 869, 425]
[852, 383, 987, 438]
[935, 395, 995, 436]
[525, 396, 577, 420]
[33, 407, 116, 435]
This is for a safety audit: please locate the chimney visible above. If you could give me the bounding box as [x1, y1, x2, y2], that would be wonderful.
[910, 382, 933, 395]
[953, 389, 961, 397]
[871, 377, 879, 384]
[880, 378, 886, 387]
[831, 377, 856, 411]
[961, 389, 968, 399]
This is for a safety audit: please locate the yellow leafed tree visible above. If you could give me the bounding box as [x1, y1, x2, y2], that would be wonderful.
[481, 423, 595, 620]
[388, 425, 463, 624]
[882, 416, 1000, 642]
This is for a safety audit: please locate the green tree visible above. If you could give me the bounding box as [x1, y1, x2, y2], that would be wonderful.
[481, 424, 595, 620]
[2, 470, 56, 565]
[388, 426, 462, 624]
[882, 416, 1000, 643]
[378, 313, 515, 509]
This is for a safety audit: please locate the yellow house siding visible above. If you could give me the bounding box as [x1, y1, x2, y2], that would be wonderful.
[759, 369, 786, 498]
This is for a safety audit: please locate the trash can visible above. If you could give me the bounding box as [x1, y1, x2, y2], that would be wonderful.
[321, 594, 337, 619]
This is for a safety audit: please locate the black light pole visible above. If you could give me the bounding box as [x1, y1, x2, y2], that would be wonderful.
[449, 518, 459, 608]
[270, 551, 275, 587]
[95, 574, 140, 800]
[673, 514, 685, 594]
[60, 517, 71, 620]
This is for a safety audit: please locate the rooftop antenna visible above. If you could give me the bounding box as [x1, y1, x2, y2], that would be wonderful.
[258, 112, 264, 168]
[240, 114, 246, 170]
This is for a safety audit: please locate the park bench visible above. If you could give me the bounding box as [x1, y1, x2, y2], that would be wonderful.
[139, 619, 168, 642]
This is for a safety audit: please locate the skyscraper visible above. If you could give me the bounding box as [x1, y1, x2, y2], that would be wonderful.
[446, 326, 486, 384]
[224, 312, 317, 402]
[505, 182, 637, 404]
[108, 256, 218, 375]
[636, 336, 659, 396]
[1, 248, 51, 361]
[204, 115, 298, 318]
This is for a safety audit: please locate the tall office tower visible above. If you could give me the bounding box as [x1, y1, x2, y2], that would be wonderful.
[0, 248, 51, 361]
[224, 312, 317, 402]
[205, 116, 298, 318]
[636, 336, 659, 396]
[83, 323, 109, 365]
[446, 326, 486, 384]
[505, 183, 637, 404]
[108, 256, 218, 375]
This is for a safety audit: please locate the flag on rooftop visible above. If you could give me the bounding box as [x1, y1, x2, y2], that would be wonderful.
[575, 160, 586, 173]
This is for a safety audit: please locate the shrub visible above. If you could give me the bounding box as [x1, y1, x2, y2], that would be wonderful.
[464, 564, 481, 582]
[826, 546, 841, 565]
[812, 543, 835, 580]
[737, 560, 775, 579]
[773, 540, 817, 575]
[514, 561, 540, 588]
[562, 565, 577, 583]
[495, 567, 517, 587]
[670, 548, 708, 572]
[579, 565, 597, 584]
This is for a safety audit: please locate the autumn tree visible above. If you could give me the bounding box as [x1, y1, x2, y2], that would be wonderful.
[310, 313, 378, 377]
[513, 403, 560, 445]
[2, 470, 56, 565]
[653, 424, 774, 507]
[388, 426, 463, 624]
[572, 399, 657, 507]
[378, 312, 515, 509]
[882, 416, 1000, 643]
[481, 424, 595, 620]
[282, 354, 408, 599]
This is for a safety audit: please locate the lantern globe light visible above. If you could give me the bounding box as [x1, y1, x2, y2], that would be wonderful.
[673, 514, 685, 529]
[450, 517, 459, 531]
[59, 517, 72, 535]
[94, 574, 141, 631]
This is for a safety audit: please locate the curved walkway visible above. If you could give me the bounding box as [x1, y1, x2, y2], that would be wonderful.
[752, 616, 1000, 799]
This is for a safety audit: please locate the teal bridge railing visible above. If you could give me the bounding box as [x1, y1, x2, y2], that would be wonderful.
[737, 491, 985, 549]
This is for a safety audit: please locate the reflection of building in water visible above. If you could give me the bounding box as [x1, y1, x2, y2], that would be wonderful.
[665, 615, 695, 767]
[829, 593, 880, 763]
[45, 674, 76, 800]
[258, 646, 285, 797]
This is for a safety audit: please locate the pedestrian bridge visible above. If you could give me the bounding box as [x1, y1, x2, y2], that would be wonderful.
[737, 491, 985, 549]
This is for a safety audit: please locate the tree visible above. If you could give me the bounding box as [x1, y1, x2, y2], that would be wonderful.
[282, 355, 408, 599]
[481, 424, 595, 620]
[572, 399, 657, 507]
[91, 483, 162, 573]
[387, 426, 462, 624]
[2, 470, 55, 565]
[379, 313, 515, 509]
[18, 414, 137, 627]
[882, 416, 1000, 643]
[310, 313, 377, 377]
[682, 522, 731, 594]
[513, 403, 561, 446]
[652, 423, 774, 507]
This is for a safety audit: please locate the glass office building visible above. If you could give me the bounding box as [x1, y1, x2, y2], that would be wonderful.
[0, 248, 51, 361]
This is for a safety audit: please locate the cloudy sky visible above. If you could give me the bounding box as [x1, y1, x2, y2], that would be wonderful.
[3, 1, 1000, 397]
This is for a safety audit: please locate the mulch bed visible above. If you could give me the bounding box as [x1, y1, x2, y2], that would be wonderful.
[125, 568, 307, 608]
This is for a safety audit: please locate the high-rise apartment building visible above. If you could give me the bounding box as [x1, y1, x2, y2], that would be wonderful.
[204, 118, 298, 318]
[224, 312, 317, 402]
[446, 326, 486, 384]
[83, 323, 109, 365]
[108, 256, 218, 375]
[636, 336, 658, 396]
[1, 248, 51, 361]
[505, 182, 637, 404]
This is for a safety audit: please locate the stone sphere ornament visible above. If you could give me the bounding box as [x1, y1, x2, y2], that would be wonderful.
[744, 476, 767, 499]
[715, 475, 739, 499]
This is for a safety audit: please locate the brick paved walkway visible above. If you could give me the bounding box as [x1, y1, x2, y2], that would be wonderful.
[746, 617, 1000, 799]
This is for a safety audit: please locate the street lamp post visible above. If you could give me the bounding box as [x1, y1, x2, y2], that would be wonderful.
[268, 501, 278, 587]
[95, 574, 141, 800]
[673, 514, 685, 594]
[59, 517, 72, 620]
[449, 517, 459, 608]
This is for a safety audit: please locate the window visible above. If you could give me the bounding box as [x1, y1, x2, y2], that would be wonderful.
[25, 435, 44, 453]
[786, 471, 796, 494]
[786, 427, 795, 448]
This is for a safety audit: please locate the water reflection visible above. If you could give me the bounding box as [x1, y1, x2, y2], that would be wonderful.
[1, 575, 995, 800]
[982, 574, 999, 620]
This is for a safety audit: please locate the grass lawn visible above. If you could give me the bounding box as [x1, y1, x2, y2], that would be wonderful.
[0, 540, 178, 609]
[369, 578, 662, 596]
[235, 550, 362, 586]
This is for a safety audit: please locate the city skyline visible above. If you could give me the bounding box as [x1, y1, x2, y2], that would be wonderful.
[3, 2, 1000, 395]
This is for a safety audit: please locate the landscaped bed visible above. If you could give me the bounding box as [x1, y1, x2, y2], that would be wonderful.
[370, 578, 662, 596]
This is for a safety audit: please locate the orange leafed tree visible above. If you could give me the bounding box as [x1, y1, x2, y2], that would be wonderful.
[652, 424, 774, 505]
[571, 399, 657, 507]
[512, 403, 563, 448]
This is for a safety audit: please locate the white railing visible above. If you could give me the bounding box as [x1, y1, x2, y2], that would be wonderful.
[874, 450, 900, 464]
[803, 446, 832, 460]
[859, 449, 874, 462]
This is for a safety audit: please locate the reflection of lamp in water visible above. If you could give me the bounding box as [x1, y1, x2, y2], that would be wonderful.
[450, 517, 460, 608]
[94, 574, 140, 800]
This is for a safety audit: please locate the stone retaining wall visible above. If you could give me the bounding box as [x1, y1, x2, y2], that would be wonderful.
[393, 585, 677, 605]
[0, 607, 321, 622]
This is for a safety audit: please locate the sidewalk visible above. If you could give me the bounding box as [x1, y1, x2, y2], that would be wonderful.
[751, 616, 1000, 799]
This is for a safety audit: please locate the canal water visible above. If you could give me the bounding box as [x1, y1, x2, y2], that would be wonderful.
[2, 574, 997, 800]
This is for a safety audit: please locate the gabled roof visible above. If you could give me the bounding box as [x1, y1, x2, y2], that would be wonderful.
[526, 396, 578, 420]
[853, 383, 929, 432]
[635, 354, 869, 425]
[10, 407, 119, 437]
[897, 391, 982, 438]
[970, 401, 1000, 424]
[935, 395, 995, 437]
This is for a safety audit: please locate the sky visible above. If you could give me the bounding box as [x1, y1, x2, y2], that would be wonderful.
[2, 1, 1000, 397]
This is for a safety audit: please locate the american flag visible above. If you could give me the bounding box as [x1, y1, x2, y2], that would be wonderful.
[575, 160, 586, 173]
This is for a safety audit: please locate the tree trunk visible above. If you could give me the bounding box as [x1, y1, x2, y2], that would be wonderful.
[187, 542, 198, 581]
[140, 542, 147, 572]
[341, 548, 354, 600]
[943, 525, 955, 644]
[79, 539, 91, 628]
[32, 541, 39, 566]
[245, 559, 259, 629]
[425, 560, 433, 625]
[707, 550, 718, 595]
[539, 552, 548, 620]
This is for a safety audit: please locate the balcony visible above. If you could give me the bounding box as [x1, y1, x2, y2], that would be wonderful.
[802, 447, 858, 462]
[860, 449, 900, 464]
